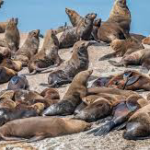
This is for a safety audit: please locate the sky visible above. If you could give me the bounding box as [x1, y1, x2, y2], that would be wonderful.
[0, 0, 150, 36]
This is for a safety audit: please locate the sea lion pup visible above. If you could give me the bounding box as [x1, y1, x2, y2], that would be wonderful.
[123, 103, 150, 140]
[42, 69, 93, 116]
[99, 37, 144, 61]
[13, 90, 44, 105]
[7, 75, 29, 90]
[40, 88, 60, 100]
[107, 70, 150, 91]
[12, 29, 40, 67]
[142, 37, 150, 45]
[109, 49, 150, 69]
[28, 30, 62, 74]
[107, 0, 131, 34]
[0, 21, 8, 33]
[0, 117, 91, 142]
[42, 41, 89, 87]
[0, 18, 20, 53]
[59, 13, 96, 48]
[0, 66, 17, 84]
[0, 59, 22, 71]
[89, 95, 149, 136]
[65, 8, 83, 27]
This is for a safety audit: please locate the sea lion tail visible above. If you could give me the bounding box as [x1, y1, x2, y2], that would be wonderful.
[108, 60, 124, 67]
[99, 52, 116, 61]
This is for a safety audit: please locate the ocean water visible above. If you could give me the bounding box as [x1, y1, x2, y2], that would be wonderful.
[0, 0, 150, 36]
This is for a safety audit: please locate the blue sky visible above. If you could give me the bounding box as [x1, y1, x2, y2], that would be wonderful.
[0, 0, 150, 36]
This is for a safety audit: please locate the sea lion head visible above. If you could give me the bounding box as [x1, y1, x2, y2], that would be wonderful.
[0, 0, 4, 8]
[28, 29, 40, 39]
[116, 0, 126, 7]
[85, 13, 97, 21]
[6, 18, 18, 30]
[65, 8, 74, 16]
[7, 75, 29, 90]
[75, 98, 112, 122]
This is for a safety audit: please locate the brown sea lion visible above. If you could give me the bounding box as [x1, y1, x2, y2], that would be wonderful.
[65, 8, 83, 27]
[109, 49, 150, 70]
[76, 13, 97, 40]
[107, 70, 150, 91]
[0, 21, 8, 33]
[89, 95, 148, 136]
[99, 37, 144, 61]
[42, 69, 93, 116]
[142, 37, 150, 45]
[59, 13, 96, 48]
[13, 90, 44, 105]
[0, 67, 17, 84]
[0, 59, 22, 71]
[0, 98, 16, 109]
[41, 41, 89, 87]
[28, 30, 62, 74]
[107, 0, 131, 34]
[7, 75, 29, 90]
[0, 117, 91, 142]
[123, 103, 150, 140]
[0, 18, 20, 53]
[12, 29, 40, 66]
[40, 88, 60, 100]
[74, 91, 139, 122]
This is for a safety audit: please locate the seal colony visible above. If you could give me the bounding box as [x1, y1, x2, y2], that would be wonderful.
[0, 0, 150, 145]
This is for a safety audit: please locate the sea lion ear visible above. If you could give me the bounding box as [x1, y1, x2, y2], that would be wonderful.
[15, 18, 18, 25]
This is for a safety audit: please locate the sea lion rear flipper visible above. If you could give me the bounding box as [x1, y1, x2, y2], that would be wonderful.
[26, 136, 45, 143]
[99, 52, 116, 61]
[113, 122, 127, 131]
[0, 134, 27, 141]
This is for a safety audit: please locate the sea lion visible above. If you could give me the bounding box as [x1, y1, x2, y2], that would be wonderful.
[0, 105, 37, 126]
[13, 90, 44, 105]
[142, 37, 150, 45]
[0, 98, 16, 109]
[99, 37, 144, 61]
[109, 49, 150, 69]
[76, 13, 97, 40]
[12, 29, 40, 66]
[0, 18, 20, 53]
[0, 59, 22, 71]
[7, 75, 29, 90]
[40, 88, 60, 100]
[0, 21, 8, 33]
[74, 91, 139, 122]
[65, 8, 83, 27]
[0, 117, 91, 142]
[59, 13, 96, 48]
[123, 103, 150, 140]
[42, 41, 89, 87]
[0, 90, 15, 100]
[28, 30, 62, 74]
[0, 67, 17, 84]
[107, 70, 150, 91]
[107, 0, 131, 34]
[42, 69, 93, 116]
[89, 95, 148, 136]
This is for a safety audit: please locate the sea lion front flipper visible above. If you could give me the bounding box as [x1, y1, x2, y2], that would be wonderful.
[125, 75, 140, 86]
[108, 60, 124, 67]
[94, 121, 115, 136]
[26, 136, 45, 143]
[99, 52, 116, 61]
